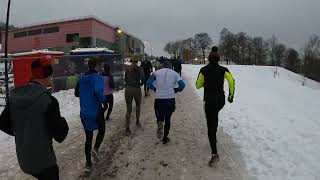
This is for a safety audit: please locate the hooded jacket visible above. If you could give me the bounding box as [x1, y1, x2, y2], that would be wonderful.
[75, 71, 105, 131]
[0, 82, 69, 175]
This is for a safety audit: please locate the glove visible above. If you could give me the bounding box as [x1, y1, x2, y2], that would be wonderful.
[228, 95, 233, 103]
[174, 88, 179, 93]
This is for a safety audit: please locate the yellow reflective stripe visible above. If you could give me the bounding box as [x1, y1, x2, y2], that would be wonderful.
[195, 72, 204, 89]
[224, 71, 235, 97]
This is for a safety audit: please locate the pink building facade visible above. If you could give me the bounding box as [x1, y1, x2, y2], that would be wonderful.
[1, 16, 144, 56]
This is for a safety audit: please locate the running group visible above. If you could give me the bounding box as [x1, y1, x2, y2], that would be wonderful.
[0, 46, 235, 179]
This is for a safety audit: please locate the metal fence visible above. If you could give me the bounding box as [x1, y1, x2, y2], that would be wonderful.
[0, 54, 125, 106]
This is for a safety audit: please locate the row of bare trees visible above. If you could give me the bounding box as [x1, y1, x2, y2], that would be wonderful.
[219, 28, 320, 81]
[164, 33, 213, 64]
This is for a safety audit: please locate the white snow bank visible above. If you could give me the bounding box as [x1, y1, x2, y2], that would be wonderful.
[183, 64, 320, 180]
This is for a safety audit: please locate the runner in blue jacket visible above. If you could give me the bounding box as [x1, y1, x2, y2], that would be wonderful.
[75, 58, 105, 174]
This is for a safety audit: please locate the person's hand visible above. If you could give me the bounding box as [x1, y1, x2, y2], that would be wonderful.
[228, 95, 233, 103]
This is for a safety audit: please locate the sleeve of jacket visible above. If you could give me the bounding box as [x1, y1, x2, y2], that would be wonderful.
[95, 75, 105, 102]
[140, 68, 145, 84]
[195, 70, 204, 89]
[224, 70, 235, 98]
[0, 104, 14, 136]
[74, 81, 80, 97]
[45, 95, 69, 143]
[109, 75, 115, 89]
[147, 74, 156, 91]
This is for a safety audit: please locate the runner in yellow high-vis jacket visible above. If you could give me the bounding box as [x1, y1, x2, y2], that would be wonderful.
[195, 46, 235, 167]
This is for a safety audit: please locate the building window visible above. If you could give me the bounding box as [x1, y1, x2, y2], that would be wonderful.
[43, 26, 59, 34]
[28, 29, 43, 36]
[66, 33, 80, 43]
[14, 31, 27, 38]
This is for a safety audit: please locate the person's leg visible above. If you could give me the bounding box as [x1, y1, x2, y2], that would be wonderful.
[31, 164, 59, 180]
[144, 81, 147, 96]
[205, 101, 219, 155]
[94, 110, 106, 151]
[106, 94, 114, 119]
[102, 96, 109, 120]
[84, 130, 94, 166]
[125, 88, 134, 131]
[133, 87, 142, 125]
[155, 101, 165, 139]
[163, 111, 173, 139]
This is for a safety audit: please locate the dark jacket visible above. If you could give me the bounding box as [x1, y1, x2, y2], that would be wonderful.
[125, 66, 145, 87]
[75, 70, 105, 131]
[141, 60, 153, 76]
[0, 82, 69, 175]
[196, 62, 235, 102]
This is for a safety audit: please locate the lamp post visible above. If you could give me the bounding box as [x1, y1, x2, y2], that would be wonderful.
[4, 0, 11, 103]
[115, 27, 122, 55]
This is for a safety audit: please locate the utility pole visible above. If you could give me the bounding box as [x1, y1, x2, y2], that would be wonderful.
[4, 0, 12, 103]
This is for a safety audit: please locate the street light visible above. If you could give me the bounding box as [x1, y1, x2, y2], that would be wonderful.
[117, 29, 122, 34]
[4, 0, 11, 103]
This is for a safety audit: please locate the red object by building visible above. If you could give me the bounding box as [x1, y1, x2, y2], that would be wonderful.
[12, 50, 64, 88]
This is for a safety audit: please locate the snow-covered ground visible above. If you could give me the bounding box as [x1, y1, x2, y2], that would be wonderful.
[183, 64, 320, 180]
[0, 89, 124, 172]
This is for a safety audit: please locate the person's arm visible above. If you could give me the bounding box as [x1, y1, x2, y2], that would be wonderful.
[74, 81, 80, 97]
[109, 75, 115, 89]
[45, 95, 69, 143]
[224, 70, 235, 103]
[174, 73, 185, 93]
[195, 71, 204, 89]
[147, 74, 156, 91]
[0, 104, 14, 136]
[95, 76, 105, 102]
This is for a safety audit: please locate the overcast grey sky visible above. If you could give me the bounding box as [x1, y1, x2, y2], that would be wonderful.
[1, 0, 320, 56]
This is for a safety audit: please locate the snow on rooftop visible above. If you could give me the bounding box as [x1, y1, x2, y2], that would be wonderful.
[12, 49, 64, 56]
[70, 47, 114, 53]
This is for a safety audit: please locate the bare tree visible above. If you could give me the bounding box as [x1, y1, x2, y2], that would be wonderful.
[303, 34, 320, 81]
[274, 43, 286, 67]
[285, 48, 300, 73]
[252, 37, 267, 65]
[267, 35, 278, 66]
[183, 37, 198, 59]
[194, 33, 213, 64]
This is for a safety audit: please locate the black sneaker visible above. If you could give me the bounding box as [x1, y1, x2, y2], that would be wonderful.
[84, 162, 92, 177]
[126, 128, 131, 136]
[208, 154, 220, 167]
[162, 137, 170, 144]
[136, 122, 142, 128]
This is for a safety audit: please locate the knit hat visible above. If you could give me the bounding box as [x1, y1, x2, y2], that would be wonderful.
[31, 58, 53, 79]
[208, 52, 220, 62]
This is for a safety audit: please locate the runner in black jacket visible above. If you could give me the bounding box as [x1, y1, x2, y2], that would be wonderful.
[0, 59, 69, 180]
[195, 47, 235, 167]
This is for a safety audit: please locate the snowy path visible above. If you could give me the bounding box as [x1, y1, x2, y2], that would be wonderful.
[0, 78, 250, 180]
[89, 79, 250, 180]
